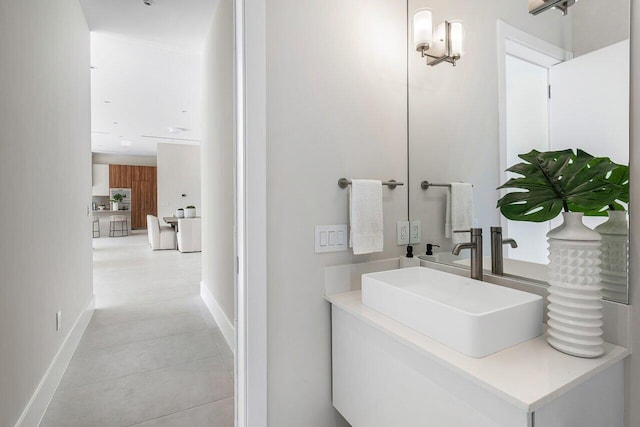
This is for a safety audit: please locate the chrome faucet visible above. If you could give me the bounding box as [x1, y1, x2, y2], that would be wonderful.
[452, 228, 483, 281]
[490, 226, 518, 276]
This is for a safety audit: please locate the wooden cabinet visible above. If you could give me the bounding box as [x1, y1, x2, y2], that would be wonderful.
[134, 166, 158, 229]
[133, 166, 156, 183]
[132, 180, 157, 229]
[109, 165, 132, 188]
[108, 164, 157, 229]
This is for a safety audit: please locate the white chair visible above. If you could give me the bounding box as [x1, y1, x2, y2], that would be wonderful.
[177, 218, 201, 253]
[147, 215, 176, 250]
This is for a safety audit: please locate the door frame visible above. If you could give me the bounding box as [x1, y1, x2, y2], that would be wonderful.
[496, 20, 572, 236]
[234, 0, 267, 426]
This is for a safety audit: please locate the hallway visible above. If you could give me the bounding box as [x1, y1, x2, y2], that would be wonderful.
[40, 232, 233, 426]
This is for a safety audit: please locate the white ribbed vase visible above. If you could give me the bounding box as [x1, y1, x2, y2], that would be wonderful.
[595, 211, 628, 302]
[546, 212, 604, 358]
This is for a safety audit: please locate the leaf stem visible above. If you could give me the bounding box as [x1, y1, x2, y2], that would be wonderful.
[537, 157, 569, 213]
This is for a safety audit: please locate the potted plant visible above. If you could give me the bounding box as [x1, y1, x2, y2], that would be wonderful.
[111, 193, 124, 211]
[496, 149, 621, 222]
[185, 205, 196, 218]
[176, 208, 184, 218]
[497, 149, 622, 358]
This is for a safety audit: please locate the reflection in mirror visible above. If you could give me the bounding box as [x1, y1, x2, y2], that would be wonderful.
[408, 0, 630, 303]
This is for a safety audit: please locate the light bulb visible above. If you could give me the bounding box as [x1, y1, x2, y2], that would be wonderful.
[450, 21, 464, 58]
[413, 9, 433, 51]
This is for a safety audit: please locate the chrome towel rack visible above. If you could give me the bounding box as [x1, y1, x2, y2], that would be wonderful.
[338, 178, 404, 190]
[421, 181, 473, 190]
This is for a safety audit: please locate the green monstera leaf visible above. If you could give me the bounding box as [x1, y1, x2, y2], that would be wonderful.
[497, 149, 622, 222]
[581, 163, 629, 216]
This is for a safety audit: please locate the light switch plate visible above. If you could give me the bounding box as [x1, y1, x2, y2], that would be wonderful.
[397, 221, 410, 245]
[315, 225, 348, 253]
[409, 220, 422, 244]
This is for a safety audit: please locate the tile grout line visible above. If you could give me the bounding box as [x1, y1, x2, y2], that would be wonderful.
[125, 395, 235, 427]
[71, 324, 221, 358]
[87, 304, 208, 330]
[55, 352, 233, 394]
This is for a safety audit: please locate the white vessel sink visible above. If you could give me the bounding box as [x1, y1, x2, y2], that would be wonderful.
[361, 267, 543, 358]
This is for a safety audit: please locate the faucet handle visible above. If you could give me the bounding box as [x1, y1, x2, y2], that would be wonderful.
[454, 228, 482, 236]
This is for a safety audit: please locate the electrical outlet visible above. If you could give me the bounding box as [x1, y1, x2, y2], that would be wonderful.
[56, 310, 62, 331]
[409, 220, 422, 244]
[397, 221, 410, 245]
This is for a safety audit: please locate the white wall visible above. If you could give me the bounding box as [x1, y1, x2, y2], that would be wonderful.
[408, 0, 571, 255]
[572, 0, 630, 57]
[156, 143, 201, 219]
[0, 1, 93, 425]
[265, 1, 407, 425]
[92, 153, 157, 166]
[201, 0, 235, 323]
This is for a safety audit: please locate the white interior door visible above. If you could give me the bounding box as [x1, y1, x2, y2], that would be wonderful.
[548, 39, 630, 231]
[549, 39, 629, 163]
[504, 54, 552, 264]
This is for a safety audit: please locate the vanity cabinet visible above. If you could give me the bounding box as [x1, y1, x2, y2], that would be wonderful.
[329, 292, 627, 427]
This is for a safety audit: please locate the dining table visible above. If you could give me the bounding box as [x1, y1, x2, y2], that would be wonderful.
[163, 216, 200, 233]
[163, 216, 179, 232]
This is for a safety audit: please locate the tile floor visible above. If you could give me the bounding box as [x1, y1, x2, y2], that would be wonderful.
[41, 231, 234, 426]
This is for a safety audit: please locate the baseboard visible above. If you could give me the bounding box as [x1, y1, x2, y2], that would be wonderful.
[200, 281, 235, 352]
[15, 296, 95, 427]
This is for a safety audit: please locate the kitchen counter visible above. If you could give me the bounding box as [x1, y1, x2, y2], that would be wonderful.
[92, 210, 132, 236]
[92, 210, 131, 214]
[326, 290, 629, 413]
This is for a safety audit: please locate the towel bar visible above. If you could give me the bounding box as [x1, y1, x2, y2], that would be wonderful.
[421, 181, 473, 190]
[338, 178, 404, 190]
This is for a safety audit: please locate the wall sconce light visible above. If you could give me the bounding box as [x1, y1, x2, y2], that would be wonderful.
[528, 0, 577, 16]
[413, 9, 464, 67]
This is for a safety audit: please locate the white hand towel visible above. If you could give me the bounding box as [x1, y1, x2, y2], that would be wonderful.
[445, 182, 474, 244]
[349, 180, 384, 255]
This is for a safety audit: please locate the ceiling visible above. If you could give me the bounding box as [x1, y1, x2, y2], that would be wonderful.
[80, 0, 218, 156]
[80, 0, 218, 54]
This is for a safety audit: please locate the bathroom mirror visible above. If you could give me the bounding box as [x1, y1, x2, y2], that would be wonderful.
[407, 0, 630, 303]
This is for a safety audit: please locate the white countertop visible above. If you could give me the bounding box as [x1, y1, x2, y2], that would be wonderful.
[92, 210, 131, 214]
[326, 290, 629, 412]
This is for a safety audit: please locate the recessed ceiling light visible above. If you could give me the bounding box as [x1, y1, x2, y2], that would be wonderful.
[104, 101, 111, 104]
[121, 140, 133, 147]
[113, 122, 119, 125]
